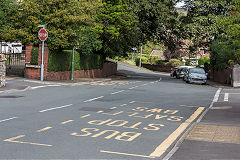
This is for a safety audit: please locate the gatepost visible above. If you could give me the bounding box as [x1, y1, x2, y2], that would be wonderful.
[0, 54, 7, 87]
[232, 64, 240, 87]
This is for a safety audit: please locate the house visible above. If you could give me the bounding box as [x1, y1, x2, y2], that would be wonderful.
[150, 50, 166, 60]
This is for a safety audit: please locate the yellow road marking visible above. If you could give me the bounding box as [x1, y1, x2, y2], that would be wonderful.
[81, 114, 91, 118]
[4, 135, 52, 147]
[129, 101, 136, 104]
[37, 127, 52, 132]
[149, 107, 205, 158]
[61, 120, 74, 124]
[120, 104, 127, 107]
[100, 150, 155, 158]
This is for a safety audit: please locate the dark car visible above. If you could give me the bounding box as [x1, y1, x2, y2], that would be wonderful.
[170, 67, 179, 77]
[175, 66, 194, 79]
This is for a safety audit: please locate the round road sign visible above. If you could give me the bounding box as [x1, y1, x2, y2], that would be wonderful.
[38, 28, 48, 41]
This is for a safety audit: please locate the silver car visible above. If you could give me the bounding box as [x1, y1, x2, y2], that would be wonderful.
[184, 68, 207, 84]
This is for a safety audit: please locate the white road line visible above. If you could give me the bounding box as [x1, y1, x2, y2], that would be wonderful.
[111, 90, 125, 95]
[213, 88, 222, 102]
[31, 84, 61, 90]
[0, 117, 18, 123]
[150, 82, 155, 84]
[129, 86, 139, 90]
[83, 96, 104, 102]
[142, 83, 148, 86]
[39, 104, 73, 113]
[31, 86, 47, 89]
[224, 93, 229, 102]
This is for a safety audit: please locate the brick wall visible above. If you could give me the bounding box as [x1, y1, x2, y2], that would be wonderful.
[24, 44, 117, 80]
[209, 68, 232, 85]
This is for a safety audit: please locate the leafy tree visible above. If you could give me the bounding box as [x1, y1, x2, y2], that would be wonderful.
[0, 0, 17, 41]
[7, 0, 102, 52]
[130, 0, 182, 57]
[182, 0, 235, 49]
[96, 0, 138, 58]
[210, 0, 240, 69]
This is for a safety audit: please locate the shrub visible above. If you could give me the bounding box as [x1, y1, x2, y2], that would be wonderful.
[150, 55, 160, 64]
[198, 57, 210, 66]
[155, 59, 165, 65]
[31, 47, 39, 65]
[166, 59, 183, 67]
[47, 50, 103, 72]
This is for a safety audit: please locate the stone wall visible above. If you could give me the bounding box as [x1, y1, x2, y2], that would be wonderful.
[232, 65, 240, 87]
[24, 44, 117, 80]
[0, 54, 7, 87]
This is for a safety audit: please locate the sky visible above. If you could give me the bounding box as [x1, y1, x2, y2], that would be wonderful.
[175, 1, 185, 8]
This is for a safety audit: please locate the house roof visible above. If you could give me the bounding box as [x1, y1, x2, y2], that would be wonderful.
[150, 50, 166, 60]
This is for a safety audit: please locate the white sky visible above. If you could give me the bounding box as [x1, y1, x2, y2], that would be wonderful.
[175, 1, 185, 8]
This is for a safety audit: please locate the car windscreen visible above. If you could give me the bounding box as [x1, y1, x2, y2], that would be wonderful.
[189, 68, 205, 74]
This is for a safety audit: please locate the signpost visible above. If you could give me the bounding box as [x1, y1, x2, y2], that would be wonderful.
[38, 26, 48, 81]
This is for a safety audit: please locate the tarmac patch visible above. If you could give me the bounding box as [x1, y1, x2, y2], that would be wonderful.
[186, 124, 240, 144]
[0, 95, 24, 98]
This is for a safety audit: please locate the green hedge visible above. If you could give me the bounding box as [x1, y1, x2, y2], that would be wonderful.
[47, 50, 103, 72]
[31, 47, 39, 65]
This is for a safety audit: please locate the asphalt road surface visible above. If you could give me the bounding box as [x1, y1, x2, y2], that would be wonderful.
[0, 63, 219, 159]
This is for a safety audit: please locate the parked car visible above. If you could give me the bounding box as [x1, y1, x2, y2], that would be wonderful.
[184, 67, 207, 84]
[176, 66, 194, 79]
[170, 67, 179, 77]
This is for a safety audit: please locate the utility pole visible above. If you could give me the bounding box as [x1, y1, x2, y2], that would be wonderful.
[139, 46, 143, 67]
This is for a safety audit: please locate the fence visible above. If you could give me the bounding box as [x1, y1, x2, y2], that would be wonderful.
[0, 42, 25, 76]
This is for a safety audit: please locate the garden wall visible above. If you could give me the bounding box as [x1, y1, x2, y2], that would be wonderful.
[24, 44, 117, 81]
[209, 68, 232, 85]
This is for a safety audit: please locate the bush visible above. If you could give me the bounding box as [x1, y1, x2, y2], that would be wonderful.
[150, 55, 160, 64]
[141, 57, 148, 63]
[166, 59, 183, 67]
[31, 47, 39, 65]
[198, 57, 210, 66]
[47, 50, 103, 72]
[155, 59, 165, 65]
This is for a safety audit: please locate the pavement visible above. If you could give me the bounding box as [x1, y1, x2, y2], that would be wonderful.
[169, 87, 240, 160]
[0, 64, 240, 159]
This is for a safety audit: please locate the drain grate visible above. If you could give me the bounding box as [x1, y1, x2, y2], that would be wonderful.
[0, 95, 24, 98]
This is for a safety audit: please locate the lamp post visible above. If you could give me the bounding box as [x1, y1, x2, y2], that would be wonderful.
[132, 47, 137, 63]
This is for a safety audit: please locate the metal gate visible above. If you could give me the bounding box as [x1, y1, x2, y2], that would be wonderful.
[0, 42, 25, 76]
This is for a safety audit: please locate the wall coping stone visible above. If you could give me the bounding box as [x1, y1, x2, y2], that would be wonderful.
[25, 64, 41, 69]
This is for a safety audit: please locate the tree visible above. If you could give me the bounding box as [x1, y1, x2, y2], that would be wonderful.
[0, 0, 17, 41]
[210, 0, 240, 69]
[7, 0, 102, 52]
[130, 0, 182, 58]
[96, 0, 138, 58]
[182, 0, 235, 49]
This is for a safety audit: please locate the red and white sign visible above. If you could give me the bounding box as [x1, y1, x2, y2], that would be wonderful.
[38, 28, 48, 41]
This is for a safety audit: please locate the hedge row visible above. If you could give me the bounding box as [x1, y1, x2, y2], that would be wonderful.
[47, 50, 103, 72]
[31, 47, 39, 65]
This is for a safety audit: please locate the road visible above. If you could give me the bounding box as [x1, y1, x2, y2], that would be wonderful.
[0, 63, 219, 159]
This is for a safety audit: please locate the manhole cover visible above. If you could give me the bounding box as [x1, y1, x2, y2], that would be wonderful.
[0, 95, 24, 98]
